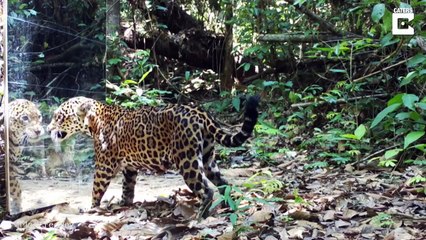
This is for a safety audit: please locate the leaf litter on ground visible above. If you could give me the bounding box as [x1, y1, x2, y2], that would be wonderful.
[0, 150, 425, 239]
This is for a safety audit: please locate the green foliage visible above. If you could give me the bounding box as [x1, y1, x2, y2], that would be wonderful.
[209, 185, 246, 226]
[106, 33, 166, 107]
[304, 161, 329, 169]
[42, 231, 57, 240]
[341, 124, 367, 140]
[292, 188, 308, 205]
[371, 213, 394, 228]
[243, 170, 284, 195]
[211, 184, 282, 229]
[407, 175, 426, 185]
[370, 92, 426, 165]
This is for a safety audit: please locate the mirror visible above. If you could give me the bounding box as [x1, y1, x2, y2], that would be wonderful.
[6, 0, 105, 215]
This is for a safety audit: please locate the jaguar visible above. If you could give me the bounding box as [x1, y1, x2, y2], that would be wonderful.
[47, 96, 259, 218]
[0, 99, 44, 213]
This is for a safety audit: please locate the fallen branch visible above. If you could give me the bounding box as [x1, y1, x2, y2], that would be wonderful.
[353, 56, 413, 83]
[258, 33, 355, 43]
[241, 68, 275, 84]
[291, 93, 388, 108]
[357, 144, 401, 163]
[285, 0, 354, 36]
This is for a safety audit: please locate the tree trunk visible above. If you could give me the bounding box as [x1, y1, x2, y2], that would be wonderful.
[220, 1, 234, 91]
[107, 0, 120, 37]
[0, 0, 7, 218]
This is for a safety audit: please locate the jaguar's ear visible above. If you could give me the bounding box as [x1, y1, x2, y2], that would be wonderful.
[76, 101, 93, 117]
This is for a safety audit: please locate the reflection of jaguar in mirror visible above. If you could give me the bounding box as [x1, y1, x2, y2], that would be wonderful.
[2, 99, 44, 213]
[48, 96, 259, 218]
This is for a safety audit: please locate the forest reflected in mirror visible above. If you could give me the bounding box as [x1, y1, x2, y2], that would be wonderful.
[7, 0, 105, 214]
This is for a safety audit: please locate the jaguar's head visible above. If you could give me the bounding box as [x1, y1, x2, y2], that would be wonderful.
[47, 96, 95, 142]
[9, 99, 44, 143]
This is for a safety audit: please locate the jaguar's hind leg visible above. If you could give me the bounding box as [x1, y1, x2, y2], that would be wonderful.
[176, 143, 214, 218]
[9, 174, 22, 213]
[121, 168, 137, 206]
[202, 139, 229, 195]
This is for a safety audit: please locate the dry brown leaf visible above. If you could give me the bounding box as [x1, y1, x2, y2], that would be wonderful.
[264, 235, 279, 240]
[13, 212, 46, 230]
[222, 168, 255, 178]
[199, 228, 221, 238]
[334, 219, 351, 228]
[113, 222, 161, 239]
[295, 220, 322, 230]
[383, 227, 414, 240]
[344, 164, 354, 172]
[342, 209, 359, 220]
[278, 228, 289, 240]
[323, 210, 336, 221]
[248, 209, 273, 224]
[94, 220, 126, 238]
[288, 208, 313, 221]
[217, 230, 236, 240]
[173, 202, 196, 219]
[194, 216, 227, 228]
[335, 198, 349, 211]
[287, 227, 306, 239]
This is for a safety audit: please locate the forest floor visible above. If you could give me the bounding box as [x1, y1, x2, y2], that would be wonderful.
[0, 150, 425, 239]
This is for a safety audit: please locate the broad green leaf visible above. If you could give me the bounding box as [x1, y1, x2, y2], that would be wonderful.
[380, 33, 399, 47]
[385, 149, 402, 159]
[413, 144, 426, 152]
[395, 112, 411, 120]
[400, 71, 418, 86]
[227, 197, 237, 211]
[402, 94, 419, 110]
[372, 4, 385, 23]
[185, 71, 190, 81]
[108, 58, 122, 65]
[371, 103, 401, 128]
[334, 43, 341, 56]
[399, 3, 412, 9]
[263, 81, 278, 87]
[229, 213, 238, 225]
[417, 102, 426, 110]
[341, 134, 358, 140]
[404, 131, 425, 149]
[19, 3, 28, 9]
[387, 93, 404, 106]
[140, 69, 152, 82]
[382, 10, 393, 33]
[224, 185, 231, 198]
[209, 198, 224, 211]
[244, 63, 251, 72]
[354, 124, 367, 140]
[232, 97, 241, 111]
[407, 54, 426, 68]
[123, 79, 137, 85]
[409, 111, 421, 121]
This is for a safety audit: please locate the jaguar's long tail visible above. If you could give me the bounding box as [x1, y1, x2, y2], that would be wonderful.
[212, 96, 260, 147]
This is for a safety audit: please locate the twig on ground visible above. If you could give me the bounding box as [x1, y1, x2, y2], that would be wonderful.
[357, 144, 402, 164]
[353, 56, 413, 83]
[291, 93, 388, 109]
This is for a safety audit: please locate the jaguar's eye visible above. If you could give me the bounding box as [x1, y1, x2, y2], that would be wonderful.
[21, 115, 29, 122]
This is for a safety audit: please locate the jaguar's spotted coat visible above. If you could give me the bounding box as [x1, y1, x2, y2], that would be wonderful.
[2, 99, 44, 213]
[47, 96, 259, 217]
